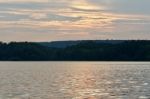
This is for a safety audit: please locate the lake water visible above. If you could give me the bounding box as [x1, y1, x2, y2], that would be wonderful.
[0, 62, 150, 99]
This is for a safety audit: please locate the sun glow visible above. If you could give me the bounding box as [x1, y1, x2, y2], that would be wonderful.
[71, 0, 102, 10]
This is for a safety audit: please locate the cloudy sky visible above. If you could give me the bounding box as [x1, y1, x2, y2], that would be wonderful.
[0, 0, 150, 42]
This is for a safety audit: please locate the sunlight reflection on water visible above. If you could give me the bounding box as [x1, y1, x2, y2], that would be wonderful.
[0, 62, 150, 99]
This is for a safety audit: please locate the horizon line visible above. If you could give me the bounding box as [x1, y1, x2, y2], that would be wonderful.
[1, 39, 150, 43]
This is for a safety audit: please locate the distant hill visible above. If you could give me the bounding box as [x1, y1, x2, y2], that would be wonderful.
[39, 40, 125, 48]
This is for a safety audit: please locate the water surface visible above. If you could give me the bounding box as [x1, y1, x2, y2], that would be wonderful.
[0, 62, 150, 99]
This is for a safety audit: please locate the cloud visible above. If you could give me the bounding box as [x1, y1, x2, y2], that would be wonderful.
[0, 0, 150, 41]
[30, 13, 47, 19]
[88, 0, 150, 15]
[0, 0, 49, 3]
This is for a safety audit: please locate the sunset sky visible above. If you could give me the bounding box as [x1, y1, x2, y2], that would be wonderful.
[0, 0, 150, 42]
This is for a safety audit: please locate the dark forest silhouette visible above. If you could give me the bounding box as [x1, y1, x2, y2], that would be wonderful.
[0, 40, 150, 61]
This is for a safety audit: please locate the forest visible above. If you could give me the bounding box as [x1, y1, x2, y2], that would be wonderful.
[0, 40, 150, 61]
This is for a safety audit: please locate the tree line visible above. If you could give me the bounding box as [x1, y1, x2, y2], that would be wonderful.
[0, 40, 150, 61]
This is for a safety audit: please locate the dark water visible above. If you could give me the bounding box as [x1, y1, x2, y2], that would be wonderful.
[0, 62, 150, 99]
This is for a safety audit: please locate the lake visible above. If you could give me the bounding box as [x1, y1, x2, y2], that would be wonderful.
[0, 62, 150, 99]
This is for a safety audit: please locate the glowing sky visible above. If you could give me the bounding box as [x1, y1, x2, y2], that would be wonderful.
[0, 0, 150, 42]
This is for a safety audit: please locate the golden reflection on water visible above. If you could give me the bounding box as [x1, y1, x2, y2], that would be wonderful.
[0, 62, 150, 99]
[60, 63, 102, 99]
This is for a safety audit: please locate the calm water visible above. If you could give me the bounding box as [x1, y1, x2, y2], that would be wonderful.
[0, 62, 150, 99]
